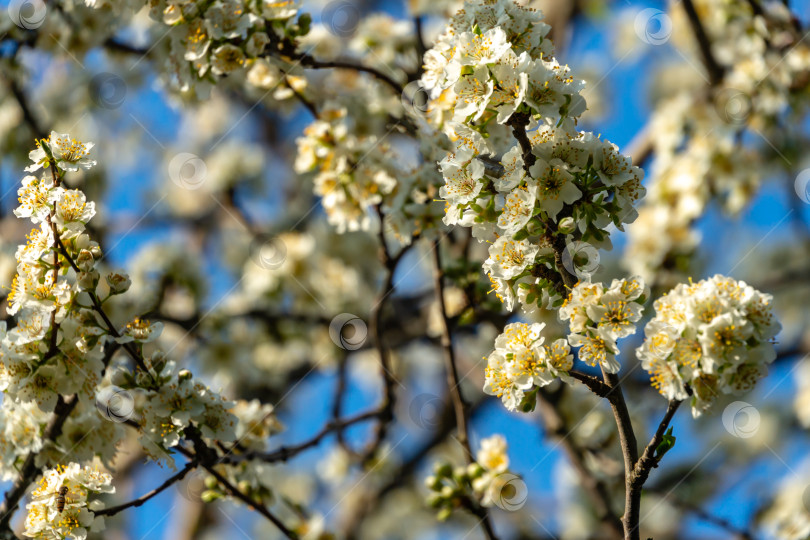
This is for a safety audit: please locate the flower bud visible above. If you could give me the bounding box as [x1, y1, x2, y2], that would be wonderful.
[77, 270, 99, 290]
[424, 475, 442, 491]
[106, 271, 131, 294]
[205, 475, 219, 489]
[466, 463, 485, 479]
[201, 490, 222, 503]
[178, 369, 193, 381]
[76, 249, 94, 271]
[558, 216, 576, 234]
[434, 462, 452, 478]
[452, 466, 468, 484]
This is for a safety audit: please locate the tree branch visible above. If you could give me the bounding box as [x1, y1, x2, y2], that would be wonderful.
[221, 408, 383, 465]
[599, 368, 640, 540]
[631, 399, 681, 485]
[96, 461, 197, 517]
[536, 388, 623, 539]
[431, 236, 499, 540]
[681, 0, 725, 85]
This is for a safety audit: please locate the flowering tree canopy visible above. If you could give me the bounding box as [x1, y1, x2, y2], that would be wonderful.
[0, 0, 809, 539]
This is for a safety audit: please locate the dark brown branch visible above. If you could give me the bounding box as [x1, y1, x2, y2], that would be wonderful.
[360, 206, 412, 463]
[569, 370, 610, 397]
[221, 408, 383, 465]
[431, 237, 499, 540]
[299, 57, 404, 94]
[681, 0, 725, 85]
[202, 465, 297, 539]
[600, 368, 641, 540]
[431, 237, 472, 461]
[52, 234, 152, 377]
[536, 388, 623, 539]
[631, 399, 681, 485]
[96, 461, 197, 516]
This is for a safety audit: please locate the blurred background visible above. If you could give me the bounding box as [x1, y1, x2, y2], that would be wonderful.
[1, 0, 810, 538]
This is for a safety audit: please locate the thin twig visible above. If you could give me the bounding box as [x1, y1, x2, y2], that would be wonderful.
[431, 237, 499, 540]
[632, 399, 681, 484]
[221, 408, 383, 465]
[96, 461, 197, 516]
[203, 465, 297, 539]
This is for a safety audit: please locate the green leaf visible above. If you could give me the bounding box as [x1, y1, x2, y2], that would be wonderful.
[653, 427, 676, 461]
[513, 228, 529, 241]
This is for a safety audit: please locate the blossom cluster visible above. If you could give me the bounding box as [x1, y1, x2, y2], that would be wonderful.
[425, 435, 521, 518]
[142, 0, 308, 97]
[2, 132, 106, 416]
[636, 275, 780, 416]
[0, 134, 246, 514]
[626, 0, 810, 284]
[24, 463, 114, 540]
[196, 400, 283, 507]
[422, 0, 645, 313]
[483, 322, 573, 411]
[483, 276, 647, 411]
[294, 107, 399, 233]
[560, 276, 648, 374]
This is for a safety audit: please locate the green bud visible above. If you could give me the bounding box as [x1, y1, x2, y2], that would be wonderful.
[466, 463, 485, 479]
[558, 216, 576, 234]
[424, 475, 442, 491]
[201, 490, 222, 503]
[434, 462, 453, 478]
[437, 507, 453, 521]
[452, 466, 468, 484]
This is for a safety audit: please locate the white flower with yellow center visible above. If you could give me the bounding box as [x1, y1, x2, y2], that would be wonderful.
[559, 282, 604, 333]
[24, 463, 113, 540]
[586, 294, 644, 340]
[483, 322, 559, 411]
[204, 0, 251, 40]
[483, 237, 539, 280]
[439, 155, 486, 206]
[489, 50, 530, 124]
[211, 44, 245, 75]
[27, 132, 96, 173]
[476, 434, 509, 473]
[184, 19, 211, 61]
[637, 275, 780, 416]
[544, 338, 573, 375]
[497, 185, 536, 236]
[528, 158, 582, 220]
[452, 65, 495, 122]
[496, 145, 526, 191]
[52, 189, 96, 234]
[569, 328, 620, 374]
[14, 175, 55, 223]
[453, 27, 512, 67]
